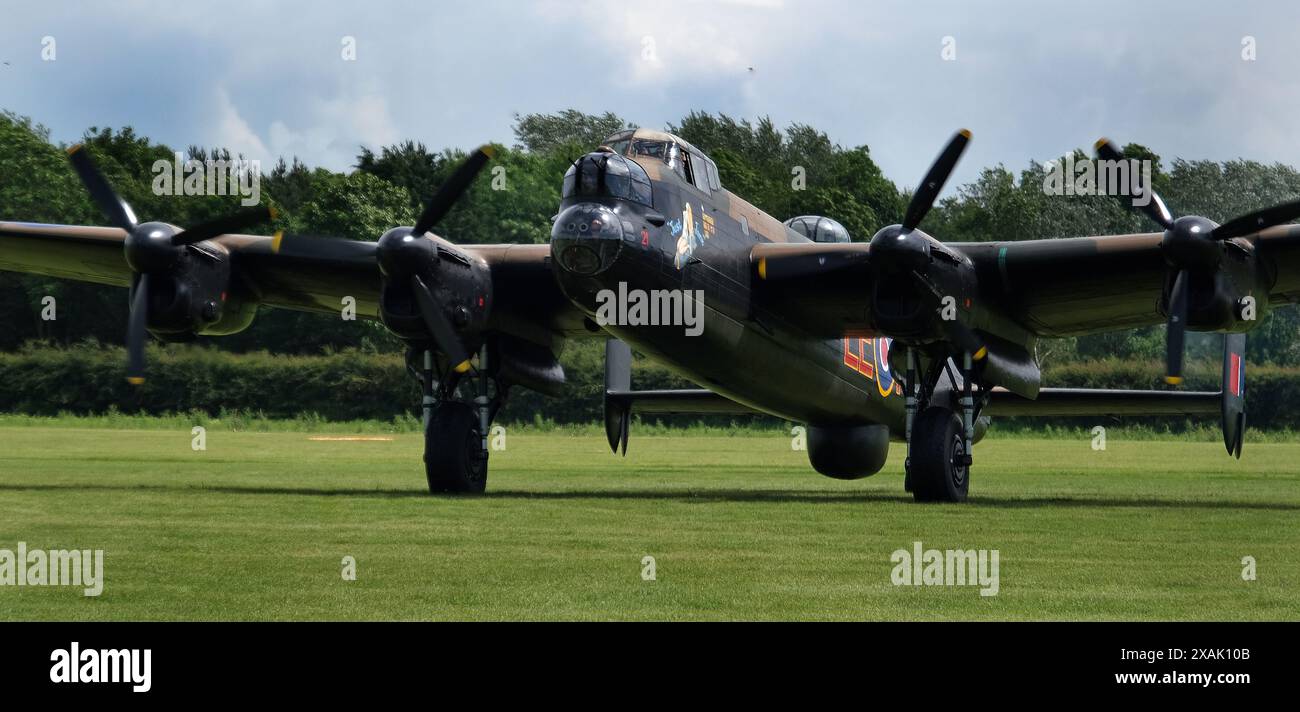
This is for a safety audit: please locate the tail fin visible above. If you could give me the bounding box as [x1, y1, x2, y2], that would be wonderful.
[1222, 333, 1246, 459]
[604, 339, 632, 455]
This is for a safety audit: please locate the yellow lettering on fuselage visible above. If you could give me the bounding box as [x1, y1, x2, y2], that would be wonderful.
[843, 337, 902, 397]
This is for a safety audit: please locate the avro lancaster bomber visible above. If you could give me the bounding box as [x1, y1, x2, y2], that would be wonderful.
[3, 128, 1297, 501]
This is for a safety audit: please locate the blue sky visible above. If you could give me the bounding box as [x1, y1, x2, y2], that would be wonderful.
[3, 0, 1299, 193]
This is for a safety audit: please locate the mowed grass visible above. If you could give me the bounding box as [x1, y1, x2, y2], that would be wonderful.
[0, 425, 1296, 621]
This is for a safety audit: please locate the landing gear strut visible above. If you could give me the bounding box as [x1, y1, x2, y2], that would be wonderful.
[903, 348, 983, 503]
[412, 345, 504, 494]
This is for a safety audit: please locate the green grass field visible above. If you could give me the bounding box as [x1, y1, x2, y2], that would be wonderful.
[0, 423, 1296, 620]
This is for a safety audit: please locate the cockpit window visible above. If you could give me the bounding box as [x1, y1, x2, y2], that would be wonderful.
[784, 215, 851, 243]
[631, 139, 675, 164]
[562, 152, 653, 207]
[605, 139, 631, 156]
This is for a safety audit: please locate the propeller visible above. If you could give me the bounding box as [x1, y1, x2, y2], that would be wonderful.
[1094, 137, 1300, 385]
[377, 145, 497, 373]
[1165, 268, 1189, 383]
[172, 207, 278, 246]
[902, 129, 971, 233]
[871, 130, 972, 272]
[126, 274, 150, 385]
[1093, 139, 1173, 230]
[868, 130, 985, 360]
[66, 144, 274, 384]
[411, 274, 472, 371]
[413, 145, 495, 236]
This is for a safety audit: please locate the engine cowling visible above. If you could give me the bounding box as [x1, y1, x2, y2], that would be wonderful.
[144, 241, 257, 340]
[1174, 237, 1271, 332]
[376, 229, 493, 348]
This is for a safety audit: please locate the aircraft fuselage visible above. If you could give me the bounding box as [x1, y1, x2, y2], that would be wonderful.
[550, 143, 906, 434]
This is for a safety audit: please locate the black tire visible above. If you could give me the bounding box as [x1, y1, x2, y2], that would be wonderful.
[909, 407, 970, 503]
[424, 402, 488, 494]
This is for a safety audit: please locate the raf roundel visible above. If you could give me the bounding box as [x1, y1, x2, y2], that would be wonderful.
[876, 337, 895, 398]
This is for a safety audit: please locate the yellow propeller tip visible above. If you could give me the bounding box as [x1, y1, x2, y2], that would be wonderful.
[271, 230, 284, 253]
[267, 205, 279, 221]
[126, 376, 145, 385]
[973, 346, 988, 361]
[758, 257, 767, 280]
[1093, 137, 1110, 150]
[958, 129, 972, 139]
[453, 360, 472, 373]
[1164, 375, 1184, 385]
[480, 145, 497, 159]
[67, 144, 83, 155]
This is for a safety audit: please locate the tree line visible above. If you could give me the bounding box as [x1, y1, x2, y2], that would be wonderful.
[1, 108, 1296, 364]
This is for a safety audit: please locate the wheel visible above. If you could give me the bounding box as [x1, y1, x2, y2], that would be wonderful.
[909, 407, 970, 503]
[424, 402, 488, 494]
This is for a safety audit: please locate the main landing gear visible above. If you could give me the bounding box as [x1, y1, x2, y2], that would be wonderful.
[903, 349, 985, 503]
[410, 344, 505, 494]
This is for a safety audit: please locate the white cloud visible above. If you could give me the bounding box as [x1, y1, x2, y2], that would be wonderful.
[8, 0, 1300, 192]
[212, 87, 271, 160]
[262, 83, 401, 170]
[538, 0, 796, 87]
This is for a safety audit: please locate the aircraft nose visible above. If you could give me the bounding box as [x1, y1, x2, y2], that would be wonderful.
[550, 202, 626, 275]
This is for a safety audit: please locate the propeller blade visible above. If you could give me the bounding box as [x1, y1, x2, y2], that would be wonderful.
[67, 144, 138, 231]
[412, 145, 496, 236]
[126, 273, 149, 385]
[1093, 138, 1174, 229]
[902, 129, 971, 232]
[410, 274, 472, 373]
[1212, 200, 1300, 240]
[172, 206, 277, 246]
[1165, 269, 1189, 385]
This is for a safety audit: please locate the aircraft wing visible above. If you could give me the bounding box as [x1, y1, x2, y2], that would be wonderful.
[749, 242, 875, 335]
[962, 226, 1300, 336]
[750, 226, 1300, 338]
[0, 221, 588, 347]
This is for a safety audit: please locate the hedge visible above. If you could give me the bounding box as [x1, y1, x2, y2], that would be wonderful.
[0, 344, 1296, 430]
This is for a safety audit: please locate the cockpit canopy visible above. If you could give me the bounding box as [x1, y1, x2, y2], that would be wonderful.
[602, 129, 722, 194]
[562, 151, 653, 207]
[784, 215, 852, 243]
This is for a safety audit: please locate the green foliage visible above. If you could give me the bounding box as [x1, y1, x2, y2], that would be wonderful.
[1, 343, 1296, 431]
[512, 109, 631, 155]
[669, 112, 903, 240]
[297, 170, 415, 241]
[0, 108, 1297, 420]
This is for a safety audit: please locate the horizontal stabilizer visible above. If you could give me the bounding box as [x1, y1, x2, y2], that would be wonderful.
[605, 389, 763, 415]
[604, 339, 759, 455]
[990, 334, 1246, 458]
[985, 387, 1220, 417]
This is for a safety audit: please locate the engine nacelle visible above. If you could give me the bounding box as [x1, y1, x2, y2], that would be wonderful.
[869, 227, 979, 343]
[146, 243, 257, 341]
[1177, 242, 1272, 333]
[806, 423, 891, 479]
[378, 236, 493, 347]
